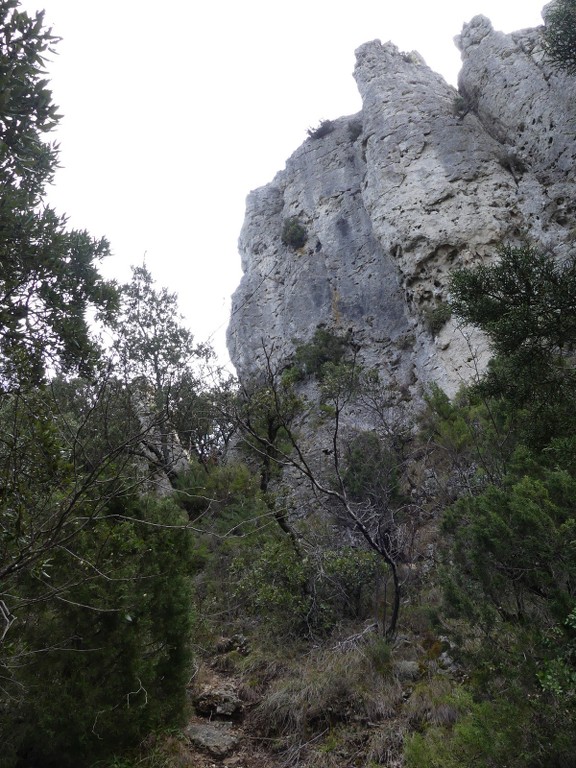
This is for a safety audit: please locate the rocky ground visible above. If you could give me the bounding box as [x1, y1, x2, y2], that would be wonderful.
[156, 622, 460, 768]
[181, 647, 281, 768]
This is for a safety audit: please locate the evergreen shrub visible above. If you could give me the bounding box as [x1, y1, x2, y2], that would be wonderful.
[281, 217, 307, 249]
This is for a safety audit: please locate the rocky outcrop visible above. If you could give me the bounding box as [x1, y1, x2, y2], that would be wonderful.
[193, 682, 244, 718]
[184, 721, 240, 758]
[227, 13, 576, 398]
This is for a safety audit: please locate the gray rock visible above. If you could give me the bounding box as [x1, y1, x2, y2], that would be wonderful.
[194, 684, 243, 718]
[227, 16, 576, 402]
[185, 721, 240, 757]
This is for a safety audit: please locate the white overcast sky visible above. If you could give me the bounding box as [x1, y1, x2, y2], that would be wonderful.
[19, 0, 546, 365]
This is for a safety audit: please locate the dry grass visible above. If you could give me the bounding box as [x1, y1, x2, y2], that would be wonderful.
[249, 638, 404, 740]
[404, 676, 460, 727]
[239, 645, 302, 692]
[366, 721, 408, 767]
[115, 733, 201, 768]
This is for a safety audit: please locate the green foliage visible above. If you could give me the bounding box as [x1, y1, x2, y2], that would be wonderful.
[423, 383, 519, 487]
[0, 208, 118, 387]
[97, 733, 193, 768]
[422, 239, 576, 767]
[0, 0, 60, 197]
[343, 430, 398, 505]
[307, 119, 335, 139]
[174, 459, 278, 627]
[113, 265, 204, 394]
[289, 326, 352, 381]
[425, 434, 576, 759]
[231, 537, 310, 636]
[364, 635, 393, 676]
[347, 118, 363, 141]
[0, 384, 123, 593]
[175, 460, 264, 531]
[449, 243, 576, 447]
[48, 371, 143, 479]
[237, 374, 303, 495]
[424, 384, 479, 454]
[281, 216, 307, 248]
[423, 386, 576, 765]
[450, 244, 576, 361]
[538, 621, 576, 700]
[238, 333, 406, 638]
[318, 359, 362, 407]
[443, 459, 576, 628]
[229, 536, 386, 638]
[315, 547, 386, 627]
[0, 6, 227, 766]
[0, 372, 198, 768]
[3, 493, 195, 768]
[404, 677, 576, 767]
[543, 0, 576, 74]
[423, 301, 452, 336]
[112, 265, 230, 468]
[0, 2, 117, 388]
[404, 690, 534, 768]
[212, 480, 387, 637]
[170, 367, 236, 463]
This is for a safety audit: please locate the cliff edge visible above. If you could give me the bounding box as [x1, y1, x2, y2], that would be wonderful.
[227, 13, 576, 398]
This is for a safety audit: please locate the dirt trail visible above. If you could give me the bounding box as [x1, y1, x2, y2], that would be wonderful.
[181, 661, 280, 768]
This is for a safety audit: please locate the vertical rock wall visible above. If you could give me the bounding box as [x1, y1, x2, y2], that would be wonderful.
[227, 15, 576, 398]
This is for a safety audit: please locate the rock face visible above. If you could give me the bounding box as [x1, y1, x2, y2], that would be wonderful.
[184, 721, 240, 758]
[227, 14, 576, 398]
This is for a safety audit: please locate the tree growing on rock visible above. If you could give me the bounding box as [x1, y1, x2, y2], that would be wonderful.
[234, 335, 420, 638]
[449, 242, 576, 448]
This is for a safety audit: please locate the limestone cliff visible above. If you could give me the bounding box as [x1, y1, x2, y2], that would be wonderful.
[227, 13, 576, 398]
